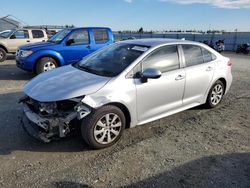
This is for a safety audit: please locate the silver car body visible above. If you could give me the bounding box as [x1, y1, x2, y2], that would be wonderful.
[23, 39, 232, 130]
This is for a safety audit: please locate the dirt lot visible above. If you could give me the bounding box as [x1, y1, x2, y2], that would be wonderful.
[0, 53, 249, 188]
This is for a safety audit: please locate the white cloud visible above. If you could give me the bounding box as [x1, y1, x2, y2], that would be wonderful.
[160, 0, 250, 9]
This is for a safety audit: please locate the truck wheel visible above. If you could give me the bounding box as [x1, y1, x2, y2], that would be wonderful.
[81, 105, 126, 149]
[36, 57, 58, 74]
[0, 48, 7, 62]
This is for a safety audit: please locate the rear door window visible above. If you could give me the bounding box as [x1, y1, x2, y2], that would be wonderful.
[93, 29, 109, 43]
[182, 45, 204, 67]
[32, 30, 44, 38]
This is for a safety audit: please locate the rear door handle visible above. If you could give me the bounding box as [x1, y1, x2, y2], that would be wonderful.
[206, 66, 213, 71]
[175, 75, 185, 81]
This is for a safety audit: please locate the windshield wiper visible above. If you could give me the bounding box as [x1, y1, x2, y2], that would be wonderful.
[77, 64, 93, 72]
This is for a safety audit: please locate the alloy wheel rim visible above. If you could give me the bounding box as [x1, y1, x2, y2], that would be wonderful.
[43, 62, 56, 72]
[211, 84, 223, 106]
[0, 51, 3, 59]
[94, 113, 122, 145]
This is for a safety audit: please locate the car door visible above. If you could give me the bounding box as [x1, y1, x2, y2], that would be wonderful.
[181, 45, 216, 105]
[61, 29, 90, 64]
[135, 45, 185, 123]
[8, 30, 30, 52]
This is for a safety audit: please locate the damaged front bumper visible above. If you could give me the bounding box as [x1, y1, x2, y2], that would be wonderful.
[20, 97, 92, 143]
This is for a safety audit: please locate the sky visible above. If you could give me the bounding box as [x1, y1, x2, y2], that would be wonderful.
[1, 0, 250, 31]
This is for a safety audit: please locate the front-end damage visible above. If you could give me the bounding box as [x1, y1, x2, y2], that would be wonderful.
[20, 96, 92, 143]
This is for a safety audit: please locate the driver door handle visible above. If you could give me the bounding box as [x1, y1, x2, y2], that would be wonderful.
[175, 75, 185, 81]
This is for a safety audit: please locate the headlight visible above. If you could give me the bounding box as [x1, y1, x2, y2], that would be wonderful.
[20, 50, 33, 57]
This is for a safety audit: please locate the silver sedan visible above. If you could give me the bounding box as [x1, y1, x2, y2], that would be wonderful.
[21, 39, 233, 149]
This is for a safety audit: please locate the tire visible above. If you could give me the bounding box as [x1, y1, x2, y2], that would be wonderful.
[81, 105, 126, 149]
[205, 80, 225, 108]
[0, 48, 7, 62]
[36, 57, 58, 74]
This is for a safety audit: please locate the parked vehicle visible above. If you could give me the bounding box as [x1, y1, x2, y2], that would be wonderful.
[0, 29, 47, 62]
[215, 40, 225, 53]
[203, 40, 214, 49]
[0, 30, 11, 37]
[16, 27, 114, 74]
[20, 39, 232, 149]
[236, 43, 249, 54]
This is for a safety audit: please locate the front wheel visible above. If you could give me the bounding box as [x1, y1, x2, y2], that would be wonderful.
[81, 105, 126, 149]
[36, 57, 58, 74]
[0, 48, 7, 62]
[205, 80, 225, 108]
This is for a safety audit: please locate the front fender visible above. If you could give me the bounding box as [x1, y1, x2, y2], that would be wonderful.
[81, 78, 138, 128]
[0, 42, 8, 52]
[32, 50, 65, 66]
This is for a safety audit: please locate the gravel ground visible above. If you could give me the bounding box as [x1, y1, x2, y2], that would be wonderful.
[0, 53, 249, 188]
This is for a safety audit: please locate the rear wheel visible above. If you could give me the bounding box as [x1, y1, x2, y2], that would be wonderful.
[81, 105, 125, 149]
[0, 48, 7, 62]
[36, 57, 58, 74]
[205, 80, 225, 108]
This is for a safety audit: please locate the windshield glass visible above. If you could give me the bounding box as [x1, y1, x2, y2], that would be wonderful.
[48, 29, 71, 43]
[76, 43, 149, 77]
[0, 30, 13, 38]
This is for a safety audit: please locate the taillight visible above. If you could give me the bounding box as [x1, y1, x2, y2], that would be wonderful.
[227, 59, 232, 66]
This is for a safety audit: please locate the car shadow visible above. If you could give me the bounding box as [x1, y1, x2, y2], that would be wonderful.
[121, 152, 250, 188]
[51, 153, 250, 188]
[6, 54, 16, 60]
[0, 63, 34, 81]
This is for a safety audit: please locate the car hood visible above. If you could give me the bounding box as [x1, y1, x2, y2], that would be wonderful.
[23, 65, 111, 102]
[19, 42, 56, 51]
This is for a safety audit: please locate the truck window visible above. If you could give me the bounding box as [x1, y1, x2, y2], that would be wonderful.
[32, 30, 44, 38]
[93, 29, 109, 44]
[68, 30, 89, 45]
[11, 30, 29, 39]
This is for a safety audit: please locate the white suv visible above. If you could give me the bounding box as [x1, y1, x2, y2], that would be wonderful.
[0, 29, 47, 62]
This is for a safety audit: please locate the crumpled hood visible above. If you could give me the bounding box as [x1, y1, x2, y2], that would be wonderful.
[19, 42, 55, 51]
[23, 65, 111, 102]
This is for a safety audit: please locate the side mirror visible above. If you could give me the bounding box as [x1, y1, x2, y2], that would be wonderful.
[141, 68, 161, 83]
[66, 39, 75, 46]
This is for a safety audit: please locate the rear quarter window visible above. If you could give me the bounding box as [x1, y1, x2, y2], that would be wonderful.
[32, 30, 45, 38]
[93, 29, 109, 44]
[201, 47, 217, 63]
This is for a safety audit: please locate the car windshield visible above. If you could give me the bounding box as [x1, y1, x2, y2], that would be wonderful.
[48, 29, 71, 43]
[0, 30, 13, 38]
[75, 43, 149, 77]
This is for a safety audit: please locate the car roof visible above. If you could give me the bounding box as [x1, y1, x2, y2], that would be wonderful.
[71, 27, 111, 31]
[120, 38, 202, 47]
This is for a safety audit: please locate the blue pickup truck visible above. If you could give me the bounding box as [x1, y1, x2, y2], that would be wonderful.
[16, 27, 114, 74]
